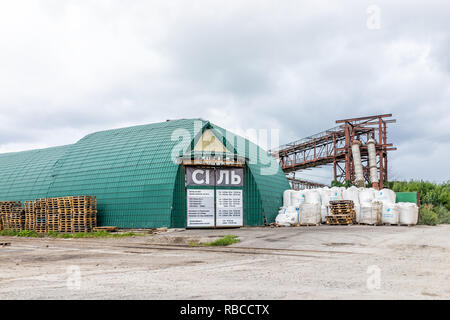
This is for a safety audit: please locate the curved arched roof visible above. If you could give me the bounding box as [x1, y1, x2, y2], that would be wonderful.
[0, 145, 70, 202]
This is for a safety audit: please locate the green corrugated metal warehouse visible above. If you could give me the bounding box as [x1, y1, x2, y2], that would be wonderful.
[0, 119, 289, 228]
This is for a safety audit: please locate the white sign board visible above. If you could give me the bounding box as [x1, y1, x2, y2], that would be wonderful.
[187, 189, 215, 227]
[216, 189, 243, 227]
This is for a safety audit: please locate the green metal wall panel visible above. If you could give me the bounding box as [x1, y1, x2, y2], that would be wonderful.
[396, 192, 419, 204]
[243, 165, 264, 226]
[171, 165, 186, 228]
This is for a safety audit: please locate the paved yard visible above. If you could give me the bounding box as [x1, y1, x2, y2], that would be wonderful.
[0, 225, 449, 299]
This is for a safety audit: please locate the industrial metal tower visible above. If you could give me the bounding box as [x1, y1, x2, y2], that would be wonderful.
[272, 114, 396, 189]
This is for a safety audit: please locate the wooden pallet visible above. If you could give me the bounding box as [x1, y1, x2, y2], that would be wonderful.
[326, 213, 356, 225]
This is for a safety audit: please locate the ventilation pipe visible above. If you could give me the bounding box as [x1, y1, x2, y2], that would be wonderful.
[367, 138, 379, 189]
[351, 140, 365, 187]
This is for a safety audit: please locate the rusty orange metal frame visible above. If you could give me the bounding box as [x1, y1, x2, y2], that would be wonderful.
[272, 114, 396, 189]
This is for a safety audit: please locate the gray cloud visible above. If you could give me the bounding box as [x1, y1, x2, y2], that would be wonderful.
[0, 0, 449, 182]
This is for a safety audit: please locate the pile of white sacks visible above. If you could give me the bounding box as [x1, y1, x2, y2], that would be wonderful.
[276, 186, 419, 226]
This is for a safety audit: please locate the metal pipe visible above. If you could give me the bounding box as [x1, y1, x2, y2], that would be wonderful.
[367, 138, 379, 189]
[351, 140, 364, 187]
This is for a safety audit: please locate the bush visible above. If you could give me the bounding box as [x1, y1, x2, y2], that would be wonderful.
[435, 205, 450, 224]
[419, 205, 439, 226]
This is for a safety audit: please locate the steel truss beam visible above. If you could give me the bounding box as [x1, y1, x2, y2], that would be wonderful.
[271, 114, 396, 189]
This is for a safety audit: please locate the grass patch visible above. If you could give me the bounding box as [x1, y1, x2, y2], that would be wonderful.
[203, 235, 240, 246]
[188, 240, 201, 247]
[0, 229, 20, 237]
[0, 229, 145, 238]
[17, 230, 38, 237]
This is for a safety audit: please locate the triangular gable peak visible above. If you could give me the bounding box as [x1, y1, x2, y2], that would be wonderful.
[193, 129, 230, 153]
[181, 124, 246, 167]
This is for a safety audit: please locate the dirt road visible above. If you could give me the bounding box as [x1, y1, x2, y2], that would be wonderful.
[0, 225, 449, 299]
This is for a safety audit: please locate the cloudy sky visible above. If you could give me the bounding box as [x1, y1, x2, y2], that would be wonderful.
[0, 0, 449, 183]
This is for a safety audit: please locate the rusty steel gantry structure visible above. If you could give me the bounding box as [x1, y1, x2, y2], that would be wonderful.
[272, 114, 397, 189]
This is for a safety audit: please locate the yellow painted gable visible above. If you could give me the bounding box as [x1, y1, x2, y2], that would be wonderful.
[194, 129, 229, 152]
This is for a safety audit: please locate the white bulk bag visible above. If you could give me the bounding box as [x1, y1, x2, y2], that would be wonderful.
[359, 201, 382, 225]
[376, 188, 396, 204]
[299, 203, 321, 225]
[359, 188, 375, 203]
[286, 206, 299, 225]
[329, 187, 343, 201]
[305, 190, 321, 204]
[343, 186, 360, 206]
[283, 190, 294, 207]
[354, 204, 361, 223]
[275, 207, 290, 226]
[398, 202, 419, 225]
[291, 191, 307, 207]
[320, 205, 329, 223]
[319, 189, 332, 206]
[382, 203, 399, 224]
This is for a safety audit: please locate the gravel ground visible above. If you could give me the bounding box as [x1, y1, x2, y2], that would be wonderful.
[0, 225, 449, 299]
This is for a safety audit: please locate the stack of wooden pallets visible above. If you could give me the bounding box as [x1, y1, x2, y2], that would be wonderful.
[8, 206, 25, 231]
[0, 196, 97, 233]
[34, 199, 47, 233]
[72, 196, 97, 233]
[24, 201, 36, 231]
[0, 201, 22, 230]
[46, 198, 59, 232]
[57, 196, 73, 233]
[326, 200, 356, 225]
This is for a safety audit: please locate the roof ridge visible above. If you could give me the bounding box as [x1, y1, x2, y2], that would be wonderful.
[0, 144, 72, 157]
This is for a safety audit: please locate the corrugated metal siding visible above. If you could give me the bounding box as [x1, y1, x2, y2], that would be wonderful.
[243, 165, 264, 226]
[171, 165, 186, 228]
